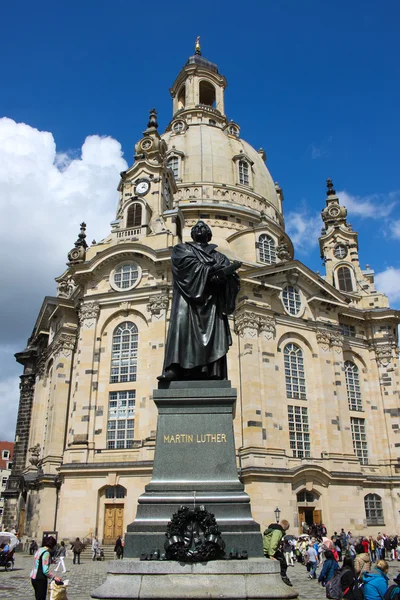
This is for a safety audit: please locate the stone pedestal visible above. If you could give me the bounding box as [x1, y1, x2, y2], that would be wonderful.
[91, 559, 298, 600]
[92, 381, 298, 599]
[124, 381, 262, 558]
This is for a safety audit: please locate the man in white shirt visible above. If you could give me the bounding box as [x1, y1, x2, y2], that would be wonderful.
[307, 544, 319, 579]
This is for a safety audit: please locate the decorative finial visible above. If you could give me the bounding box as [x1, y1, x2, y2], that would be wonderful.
[147, 108, 158, 129]
[75, 222, 88, 249]
[326, 178, 336, 196]
[195, 36, 201, 55]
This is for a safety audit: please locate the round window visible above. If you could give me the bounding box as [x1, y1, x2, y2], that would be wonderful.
[228, 125, 239, 137]
[111, 263, 140, 291]
[173, 121, 185, 133]
[282, 285, 302, 316]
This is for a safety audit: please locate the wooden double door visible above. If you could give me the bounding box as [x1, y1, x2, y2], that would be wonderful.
[298, 507, 322, 532]
[103, 504, 124, 544]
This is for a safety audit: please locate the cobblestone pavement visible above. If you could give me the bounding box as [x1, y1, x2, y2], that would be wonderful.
[1, 553, 399, 599]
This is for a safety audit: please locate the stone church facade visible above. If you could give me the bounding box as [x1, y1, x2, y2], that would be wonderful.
[4, 48, 400, 543]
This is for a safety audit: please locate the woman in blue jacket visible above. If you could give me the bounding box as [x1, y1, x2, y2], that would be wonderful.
[318, 550, 339, 585]
[363, 560, 389, 600]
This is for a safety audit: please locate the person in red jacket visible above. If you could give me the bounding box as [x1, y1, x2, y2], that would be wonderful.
[362, 537, 370, 554]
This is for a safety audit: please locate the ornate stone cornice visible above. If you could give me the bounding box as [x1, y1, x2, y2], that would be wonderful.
[234, 311, 259, 337]
[147, 295, 169, 315]
[315, 328, 343, 352]
[258, 316, 276, 340]
[330, 331, 344, 352]
[374, 343, 395, 367]
[316, 328, 331, 351]
[234, 310, 275, 339]
[52, 333, 76, 358]
[79, 301, 100, 327]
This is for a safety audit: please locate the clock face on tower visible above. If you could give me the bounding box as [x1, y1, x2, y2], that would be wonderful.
[135, 180, 150, 196]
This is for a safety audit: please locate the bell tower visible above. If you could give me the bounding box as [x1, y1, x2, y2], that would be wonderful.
[319, 179, 388, 309]
[169, 38, 227, 120]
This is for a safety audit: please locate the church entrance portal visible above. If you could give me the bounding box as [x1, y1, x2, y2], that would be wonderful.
[103, 505, 124, 545]
[298, 507, 322, 532]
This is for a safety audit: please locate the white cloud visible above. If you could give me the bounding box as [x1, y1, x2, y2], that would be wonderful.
[337, 190, 397, 219]
[375, 267, 400, 303]
[285, 210, 322, 254]
[0, 117, 128, 440]
[388, 220, 400, 239]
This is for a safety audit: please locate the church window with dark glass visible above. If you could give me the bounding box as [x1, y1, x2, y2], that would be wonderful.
[364, 494, 384, 526]
[284, 343, 306, 400]
[282, 285, 301, 316]
[167, 156, 179, 179]
[105, 485, 127, 498]
[107, 391, 135, 449]
[288, 405, 310, 458]
[229, 125, 239, 136]
[126, 203, 142, 228]
[238, 160, 249, 185]
[337, 266, 354, 292]
[258, 234, 276, 264]
[110, 322, 138, 383]
[345, 361, 363, 411]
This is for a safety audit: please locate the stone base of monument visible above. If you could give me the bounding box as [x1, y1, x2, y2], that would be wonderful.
[124, 381, 263, 559]
[91, 558, 298, 600]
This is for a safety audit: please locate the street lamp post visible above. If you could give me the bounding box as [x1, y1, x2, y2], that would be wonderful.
[274, 506, 281, 523]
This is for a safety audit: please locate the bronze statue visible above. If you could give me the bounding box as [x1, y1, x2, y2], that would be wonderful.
[159, 221, 241, 381]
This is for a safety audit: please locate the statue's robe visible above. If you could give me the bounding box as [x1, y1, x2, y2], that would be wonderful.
[163, 241, 240, 378]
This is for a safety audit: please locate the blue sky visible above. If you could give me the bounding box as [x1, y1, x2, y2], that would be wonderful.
[1, 0, 400, 439]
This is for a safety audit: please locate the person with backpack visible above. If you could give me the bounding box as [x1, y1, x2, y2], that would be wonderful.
[30, 535, 62, 600]
[263, 519, 292, 586]
[384, 573, 400, 600]
[363, 559, 389, 600]
[326, 556, 356, 600]
[318, 549, 339, 586]
[354, 542, 371, 576]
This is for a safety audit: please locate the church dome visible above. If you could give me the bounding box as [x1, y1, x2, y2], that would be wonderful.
[162, 123, 280, 216]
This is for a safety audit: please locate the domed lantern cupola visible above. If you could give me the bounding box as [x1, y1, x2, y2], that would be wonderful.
[169, 37, 227, 122]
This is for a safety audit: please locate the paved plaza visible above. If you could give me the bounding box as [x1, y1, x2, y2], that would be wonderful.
[1, 553, 399, 600]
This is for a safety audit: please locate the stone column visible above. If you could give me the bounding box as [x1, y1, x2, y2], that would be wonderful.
[234, 310, 263, 448]
[69, 302, 100, 453]
[2, 369, 36, 531]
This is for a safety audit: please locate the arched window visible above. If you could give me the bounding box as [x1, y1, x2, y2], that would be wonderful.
[345, 361, 363, 411]
[126, 203, 142, 228]
[177, 84, 185, 109]
[167, 156, 179, 179]
[105, 485, 126, 498]
[364, 494, 384, 525]
[282, 285, 302, 316]
[284, 343, 306, 400]
[258, 234, 276, 264]
[199, 80, 216, 106]
[337, 266, 354, 292]
[110, 322, 138, 383]
[296, 490, 316, 503]
[238, 160, 249, 185]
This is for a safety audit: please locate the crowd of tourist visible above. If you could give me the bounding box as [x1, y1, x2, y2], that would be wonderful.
[263, 520, 400, 599]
